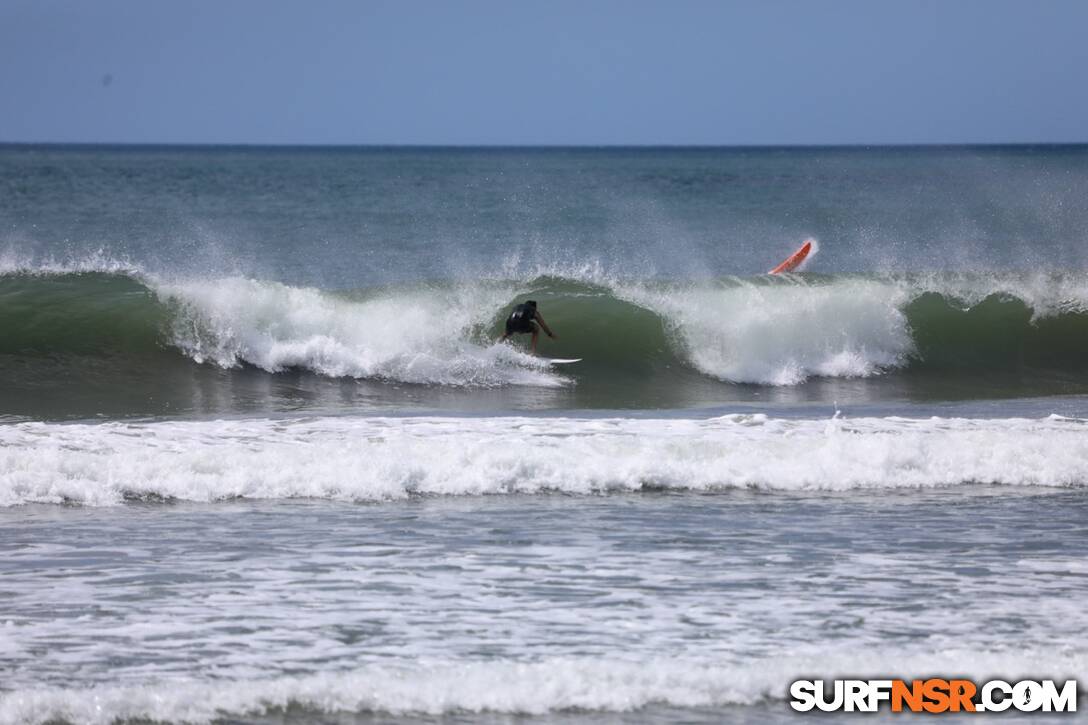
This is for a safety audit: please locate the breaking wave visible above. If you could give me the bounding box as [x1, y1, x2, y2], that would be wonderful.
[3, 413, 1087, 506]
[5, 261, 1088, 389]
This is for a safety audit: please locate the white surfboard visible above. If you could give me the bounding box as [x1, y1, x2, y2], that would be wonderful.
[546, 358, 582, 365]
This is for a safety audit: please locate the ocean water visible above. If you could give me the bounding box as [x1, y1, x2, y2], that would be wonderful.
[2, 144, 1088, 723]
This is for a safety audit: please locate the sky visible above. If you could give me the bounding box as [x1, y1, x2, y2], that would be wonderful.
[1, 0, 1087, 146]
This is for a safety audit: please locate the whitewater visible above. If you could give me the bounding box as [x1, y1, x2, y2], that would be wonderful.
[7, 260, 1088, 420]
[4, 144, 1088, 724]
[3, 413, 1088, 507]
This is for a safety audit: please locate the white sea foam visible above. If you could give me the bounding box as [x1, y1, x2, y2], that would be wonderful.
[8, 254, 1088, 387]
[2, 414, 1087, 507]
[621, 277, 913, 385]
[1, 648, 1083, 724]
[155, 276, 563, 387]
[0, 255, 567, 388]
[617, 268, 1088, 384]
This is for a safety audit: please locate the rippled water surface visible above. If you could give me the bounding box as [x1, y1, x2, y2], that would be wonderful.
[5, 145, 1088, 723]
[3, 488, 1087, 722]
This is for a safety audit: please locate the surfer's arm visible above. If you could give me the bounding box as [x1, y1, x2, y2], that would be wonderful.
[534, 313, 556, 339]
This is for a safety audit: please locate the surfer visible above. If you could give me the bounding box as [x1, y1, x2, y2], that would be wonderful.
[498, 300, 556, 353]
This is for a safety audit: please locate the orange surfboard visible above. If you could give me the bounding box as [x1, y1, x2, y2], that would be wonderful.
[768, 239, 814, 274]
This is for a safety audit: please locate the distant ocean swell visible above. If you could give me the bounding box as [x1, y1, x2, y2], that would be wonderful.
[5, 264, 1088, 390]
[2, 414, 1086, 506]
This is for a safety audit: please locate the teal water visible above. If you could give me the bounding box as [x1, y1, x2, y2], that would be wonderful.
[7, 144, 1088, 284]
[3, 145, 1088, 725]
[4, 144, 1088, 418]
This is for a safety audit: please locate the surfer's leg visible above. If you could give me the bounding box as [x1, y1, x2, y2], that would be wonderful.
[530, 327, 539, 353]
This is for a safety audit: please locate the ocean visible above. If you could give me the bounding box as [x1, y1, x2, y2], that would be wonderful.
[2, 144, 1087, 723]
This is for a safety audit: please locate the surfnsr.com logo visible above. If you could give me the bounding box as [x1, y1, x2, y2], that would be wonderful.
[790, 679, 1078, 713]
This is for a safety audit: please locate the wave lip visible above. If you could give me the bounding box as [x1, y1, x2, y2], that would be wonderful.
[3, 414, 1087, 507]
[7, 265, 1088, 393]
[0, 268, 564, 388]
[622, 276, 913, 385]
[158, 276, 562, 387]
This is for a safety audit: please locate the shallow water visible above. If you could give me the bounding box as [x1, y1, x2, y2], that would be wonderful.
[3, 144, 1088, 723]
[3, 489, 1087, 723]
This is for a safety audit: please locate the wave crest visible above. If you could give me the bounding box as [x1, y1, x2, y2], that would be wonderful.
[5, 265, 1088, 389]
[159, 276, 558, 386]
[3, 414, 1086, 507]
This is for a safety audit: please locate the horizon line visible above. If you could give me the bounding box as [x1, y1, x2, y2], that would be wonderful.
[2, 140, 1088, 151]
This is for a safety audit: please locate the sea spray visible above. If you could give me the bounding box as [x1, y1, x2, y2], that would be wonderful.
[6, 267, 1088, 394]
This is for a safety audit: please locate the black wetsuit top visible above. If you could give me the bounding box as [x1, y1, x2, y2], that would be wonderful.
[505, 303, 537, 334]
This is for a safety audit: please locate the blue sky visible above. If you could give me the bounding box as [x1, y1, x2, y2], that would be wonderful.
[2, 0, 1086, 145]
